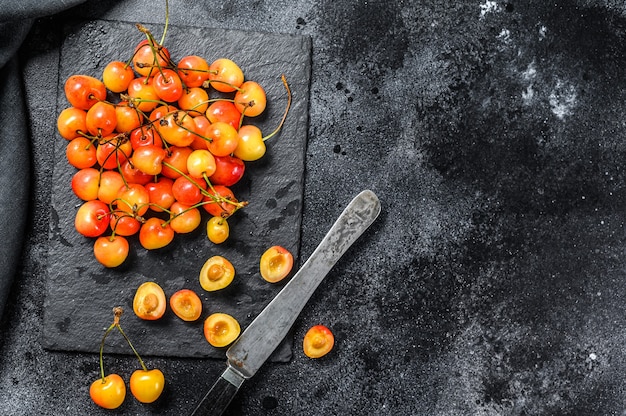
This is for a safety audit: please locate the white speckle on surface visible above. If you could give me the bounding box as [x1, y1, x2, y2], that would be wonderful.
[480, 1, 499, 19]
[539, 24, 548, 40]
[497, 28, 511, 42]
[549, 80, 578, 119]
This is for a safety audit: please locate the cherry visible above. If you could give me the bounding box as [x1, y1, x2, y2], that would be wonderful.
[203, 313, 240, 347]
[115, 101, 143, 133]
[131, 145, 167, 176]
[206, 100, 241, 130]
[169, 202, 201, 234]
[64, 75, 107, 110]
[57, 107, 88, 140]
[209, 155, 245, 186]
[132, 39, 170, 78]
[177, 55, 211, 87]
[153, 68, 184, 103]
[102, 61, 135, 93]
[71, 167, 101, 201]
[169, 289, 202, 322]
[133, 281, 167, 320]
[177, 87, 209, 116]
[86, 102, 118, 137]
[145, 177, 175, 212]
[234, 81, 267, 117]
[66, 136, 97, 169]
[75, 200, 111, 238]
[94, 235, 130, 268]
[127, 77, 159, 112]
[205, 121, 239, 157]
[139, 217, 175, 249]
[207, 58, 244, 93]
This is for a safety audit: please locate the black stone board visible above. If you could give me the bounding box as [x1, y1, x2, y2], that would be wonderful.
[42, 20, 311, 361]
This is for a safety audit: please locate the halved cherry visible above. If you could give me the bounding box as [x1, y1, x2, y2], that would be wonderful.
[199, 255, 235, 291]
[133, 281, 166, 321]
[259, 246, 294, 283]
[303, 325, 334, 358]
[169, 289, 202, 322]
[203, 313, 240, 347]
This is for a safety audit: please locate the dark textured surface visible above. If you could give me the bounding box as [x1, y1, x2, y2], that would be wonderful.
[44, 19, 311, 360]
[3, 1, 626, 415]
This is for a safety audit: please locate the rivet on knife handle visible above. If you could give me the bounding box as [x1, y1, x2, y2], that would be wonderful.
[190, 190, 381, 416]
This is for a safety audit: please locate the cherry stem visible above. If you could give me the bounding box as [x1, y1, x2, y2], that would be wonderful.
[160, 0, 169, 46]
[97, 306, 124, 381]
[263, 74, 292, 142]
[115, 323, 148, 371]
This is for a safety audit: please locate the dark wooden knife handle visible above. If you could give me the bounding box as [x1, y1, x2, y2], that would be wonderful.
[190, 367, 244, 416]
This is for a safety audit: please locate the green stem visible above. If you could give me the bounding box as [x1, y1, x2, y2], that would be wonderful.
[98, 323, 116, 381]
[116, 324, 148, 371]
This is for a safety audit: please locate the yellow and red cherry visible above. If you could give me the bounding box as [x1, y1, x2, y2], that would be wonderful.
[177, 55, 210, 87]
[161, 145, 192, 179]
[96, 134, 132, 170]
[259, 245, 294, 283]
[172, 176, 206, 206]
[208, 58, 244, 93]
[97, 170, 125, 205]
[129, 368, 165, 404]
[157, 110, 196, 147]
[208, 155, 245, 186]
[153, 68, 184, 103]
[203, 313, 240, 347]
[234, 81, 267, 117]
[206, 100, 241, 130]
[131, 145, 167, 176]
[90, 373, 126, 409]
[86, 101, 117, 137]
[132, 39, 170, 77]
[234, 124, 266, 161]
[71, 167, 100, 201]
[145, 177, 175, 213]
[57, 107, 87, 140]
[169, 202, 201, 234]
[199, 255, 235, 291]
[116, 183, 150, 217]
[187, 149, 216, 178]
[169, 289, 202, 322]
[133, 281, 166, 320]
[109, 212, 141, 237]
[64, 75, 106, 110]
[66, 136, 97, 169]
[139, 217, 175, 250]
[205, 121, 239, 157]
[127, 77, 159, 112]
[102, 60, 135, 93]
[202, 185, 238, 218]
[115, 101, 143, 133]
[130, 125, 163, 149]
[74, 200, 110, 238]
[177, 87, 209, 116]
[206, 216, 229, 244]
[303, 325, 334, 358]
[93, 235, 129, 268]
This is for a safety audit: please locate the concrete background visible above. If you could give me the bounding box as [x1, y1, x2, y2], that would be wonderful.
[3, 0, 626, 415]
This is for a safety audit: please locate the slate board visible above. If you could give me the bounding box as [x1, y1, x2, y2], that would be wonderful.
[42, 20, 311, 361]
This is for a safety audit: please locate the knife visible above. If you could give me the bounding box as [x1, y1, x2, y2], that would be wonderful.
[190, 189, 381, 416]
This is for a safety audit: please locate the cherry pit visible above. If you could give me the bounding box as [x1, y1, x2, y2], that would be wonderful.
[58, 23, 291, 268]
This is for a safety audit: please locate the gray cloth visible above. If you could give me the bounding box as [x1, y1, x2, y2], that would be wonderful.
[0, 1, 85, 320]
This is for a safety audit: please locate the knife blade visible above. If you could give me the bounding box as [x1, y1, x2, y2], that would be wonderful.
[190, 189, 381, 416]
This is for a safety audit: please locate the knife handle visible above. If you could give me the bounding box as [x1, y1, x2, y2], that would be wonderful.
[190, 366, 245, 416]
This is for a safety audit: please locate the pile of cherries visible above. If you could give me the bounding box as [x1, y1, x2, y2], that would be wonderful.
[56, 25, 289, 268]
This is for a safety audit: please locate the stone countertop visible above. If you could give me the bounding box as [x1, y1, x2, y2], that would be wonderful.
[2, 1, 626, 415]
